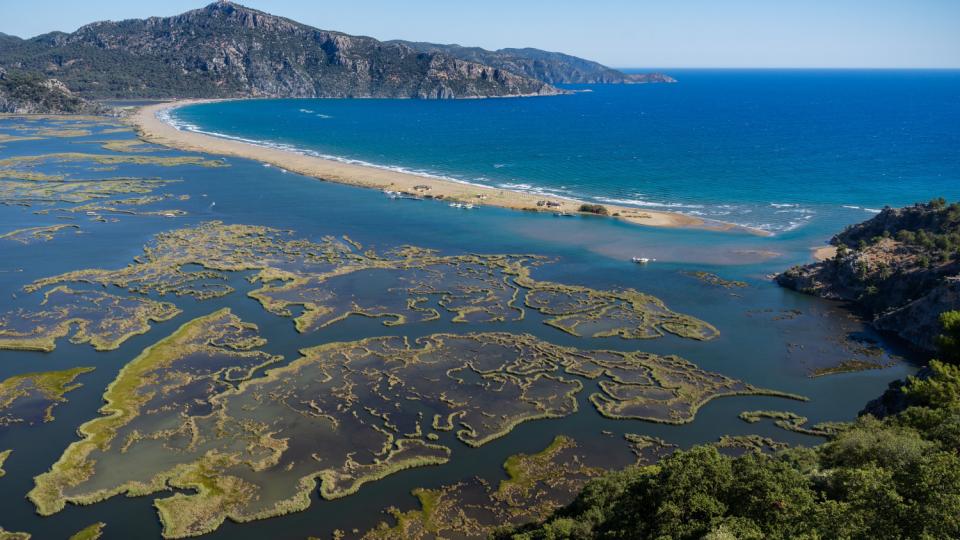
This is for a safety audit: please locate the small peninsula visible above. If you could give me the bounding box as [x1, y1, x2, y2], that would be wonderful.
[777, 199, 960, 352]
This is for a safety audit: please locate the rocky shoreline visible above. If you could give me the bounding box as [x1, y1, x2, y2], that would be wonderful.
[776, 200, 960, 353]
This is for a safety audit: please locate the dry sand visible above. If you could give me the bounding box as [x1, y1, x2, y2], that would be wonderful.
[812, 246, 838, 261]
[129, 101, 768, 235]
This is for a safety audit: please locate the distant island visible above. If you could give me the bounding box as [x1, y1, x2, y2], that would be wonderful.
[0, 1, 674, 103]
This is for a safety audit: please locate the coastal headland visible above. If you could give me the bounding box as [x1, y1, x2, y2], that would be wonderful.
[130, 101, 768, 235]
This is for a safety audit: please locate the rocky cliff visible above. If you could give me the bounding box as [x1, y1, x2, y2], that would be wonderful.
[777, 200, 960, 352]
[0, 2, 564, 100]
[0, 67, 105, 114]
[390, 42, 676, 85]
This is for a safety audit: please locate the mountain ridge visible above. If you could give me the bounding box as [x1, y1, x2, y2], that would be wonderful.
[0, 2, 564, 100]
[387, 41, 676, 84]
[0, 2, 669, 101]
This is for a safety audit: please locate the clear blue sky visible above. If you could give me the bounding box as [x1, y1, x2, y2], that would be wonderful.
[1, 0, 958, 68]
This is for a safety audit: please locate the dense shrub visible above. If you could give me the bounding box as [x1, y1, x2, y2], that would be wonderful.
[936, 311, 960, 365]
[578, 204, 609, 216]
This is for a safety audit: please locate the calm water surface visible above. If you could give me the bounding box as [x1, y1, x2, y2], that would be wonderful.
[3, 73, 951, 538]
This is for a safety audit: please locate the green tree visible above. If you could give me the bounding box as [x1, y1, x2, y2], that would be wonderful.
[936, 311, 960, 364]
[726, 453, 816, 538]
[506, 311, 960, 540]
[905, 360, 960, 410]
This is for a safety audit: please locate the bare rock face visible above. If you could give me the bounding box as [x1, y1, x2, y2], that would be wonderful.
[0, 2, 564, 100]
[874, 277, 960, 351]
[776, 201, 960, 352]
[390, 42, 676, 85]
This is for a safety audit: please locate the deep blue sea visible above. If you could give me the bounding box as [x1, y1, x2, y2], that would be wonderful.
[172, 69, 960, 239]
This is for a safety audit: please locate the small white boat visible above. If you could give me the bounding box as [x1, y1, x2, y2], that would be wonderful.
[632, 257, 656, 264]
[463, 204, 474, 209]
[450, 203, 463, 208]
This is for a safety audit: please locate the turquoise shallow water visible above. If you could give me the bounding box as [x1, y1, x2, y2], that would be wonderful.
[172, 69, 960, 238]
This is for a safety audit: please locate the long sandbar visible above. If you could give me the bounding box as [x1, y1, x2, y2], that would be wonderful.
[129, 100, 765, 235]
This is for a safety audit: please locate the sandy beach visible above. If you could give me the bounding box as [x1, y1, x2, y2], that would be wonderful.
[129, 101, 766, 235]
[812, 246, 838, 261]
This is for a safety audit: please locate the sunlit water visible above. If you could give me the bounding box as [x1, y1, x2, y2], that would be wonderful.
[172, 69, 960, 238]
[2, 73, 954, 538]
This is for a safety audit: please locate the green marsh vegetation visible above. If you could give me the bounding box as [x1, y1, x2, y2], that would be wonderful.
[504, 314, 960, 540]
[0, 449, 11, 477]
[0, 528, 31, 540]
[67, 523, 105, 540]
[0, 224, 79, 244]
[0, 152, 227, 170]
[681, 271, 748, 289]
[0, 125, 895, 538]
[0, 119, 200, 248]
[0, 367, 94, 425]
[809, 359, 889, 378]
[10, 221, 720, 353]
[361, 436, 606, 540]
[28, 318, 797, 538]
[0, 286, 180, 352]
[737, 410, 846, 437]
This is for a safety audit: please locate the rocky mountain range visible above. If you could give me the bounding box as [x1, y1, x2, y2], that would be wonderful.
[777, 200, 960, 352]
[0, 2, 670, 101]
[390, 42, 676, 84]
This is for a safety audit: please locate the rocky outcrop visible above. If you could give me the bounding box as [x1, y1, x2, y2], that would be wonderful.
[873, 278, 960, 350]
[0, 67, 105, 114]
[391, 41, 675, 85]
[623, 72, 677, 84]
[777, 201, 960, 352]
[0, 2, 564, 100]
[859, 364, 936, 418]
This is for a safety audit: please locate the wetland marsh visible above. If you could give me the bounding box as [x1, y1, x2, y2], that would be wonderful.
[0, 115, 914, 539]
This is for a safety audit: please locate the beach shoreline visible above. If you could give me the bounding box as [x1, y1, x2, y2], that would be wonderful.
[128, 100, 769, 236]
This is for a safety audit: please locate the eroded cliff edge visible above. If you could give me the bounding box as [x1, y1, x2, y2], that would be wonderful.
[777, 199, 960, 352]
